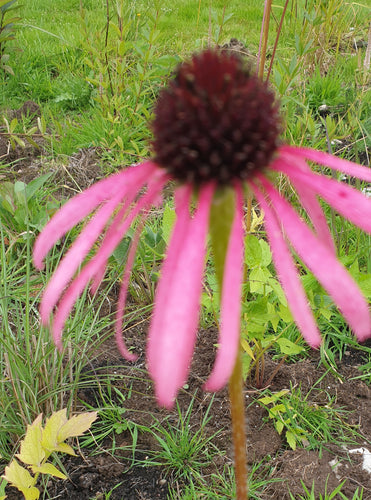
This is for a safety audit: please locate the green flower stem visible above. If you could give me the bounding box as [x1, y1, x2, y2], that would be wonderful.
[209, 187, 248, 499]
[229, 347, 248, 499]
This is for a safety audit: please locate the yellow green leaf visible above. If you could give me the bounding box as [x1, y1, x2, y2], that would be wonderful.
[286, 430, 297, 450]
[16, 415, 45, 466]
[41, 409, 68, 453]
[31, 463, 67, 480]
[240, 339, 255, 360]
[3, 460, 39, 499]
[54, 442, 76, 456]
[57, 412, 97, 442]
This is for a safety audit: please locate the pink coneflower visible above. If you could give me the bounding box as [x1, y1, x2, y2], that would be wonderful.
[34, 49, 371, 408]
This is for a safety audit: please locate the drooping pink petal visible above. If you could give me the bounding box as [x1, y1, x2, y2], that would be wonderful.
[33, 161, 157, 269]
[115, 216, 148, 361]
[40, 175, 166, 323]
[147, 183, 215, 408]
[89, 172, 168, 295]
[204, 184, 245, 391]
[280, 146, 371, 183]
[39, 192, 127, 322]
[45, 179, 165, 351]
[272, 155, 335, 252]
[274, 159, 371, 234]
[251, 180, 321, 347]
[258, 174, 371, 341]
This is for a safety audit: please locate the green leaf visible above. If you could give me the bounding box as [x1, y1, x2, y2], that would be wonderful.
[278, 304, 293, 323]
[275, 420, 284, 434]
[267, 277, 287, 305]
[319, 306, 333, 321]
[249, 267, 272, 294]
[355, 274, 371, 298]
[267, 302, 280, 331]
[112, 235, 131, 264]
[245, 234, 262, 268]
[25, 172, 53, 201]
[286, 430, 297, 450]
[259, 239, 272, 266]
[276, 338, 304, 356]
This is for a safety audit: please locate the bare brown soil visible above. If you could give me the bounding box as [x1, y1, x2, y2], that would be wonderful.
[5, 325, 371, 499]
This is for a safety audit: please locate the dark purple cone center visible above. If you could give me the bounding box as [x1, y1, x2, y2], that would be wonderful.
[152, 49, 281, 186]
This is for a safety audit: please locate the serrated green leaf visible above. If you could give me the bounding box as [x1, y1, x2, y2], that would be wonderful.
[355, 274, 371, 298]
[275, 420, 284, 434]
[241, 352, 253, 380]
[259, 239, 272, 266]
[258, 395, 275, 405]
[16, 415, 45, 466]
[319, 307, 333, 321]
[267, 277, 287, 305]
[276, 338, 304, 355]
[266, 302, 279, 331]
[249, 267, 272, 294]
[245, 234, 262, 268]
[278, 304, 293, 323]
[31, 463, 66, 479]
[269, 403, 286, 415]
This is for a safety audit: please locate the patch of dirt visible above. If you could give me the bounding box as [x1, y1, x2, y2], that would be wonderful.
[0, 101, 44, 177]
[6, 325, 371, 499]
[0, 101, 103, 191]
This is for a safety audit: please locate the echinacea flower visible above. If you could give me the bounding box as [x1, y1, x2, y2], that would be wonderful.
[34, 49, 371, 408]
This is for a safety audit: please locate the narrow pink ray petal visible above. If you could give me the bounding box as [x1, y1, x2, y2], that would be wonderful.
[51, 264, 98, 351]
[272, 155, 335, 252]
[250, 181, 321, 347]
[33, 161, 157, 269]
[280, 146, 371, 183]
[204, 184, 245, 391]
[88, 194, 142, 296]
[274, 160, 371, 234]
[45, 180, 165, 351]
[115, 216, 148, 361]
[40, 175, 166, 323]
[258, 175, 371, 341]
[147, 183, 215, 408]
[89, 176, 166, 295]
[39, 192, 127, 322]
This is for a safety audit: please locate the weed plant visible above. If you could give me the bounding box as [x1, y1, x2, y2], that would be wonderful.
[146, 396, 221, 484]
